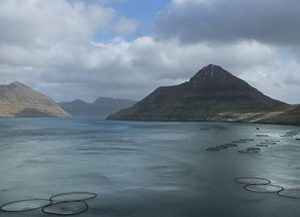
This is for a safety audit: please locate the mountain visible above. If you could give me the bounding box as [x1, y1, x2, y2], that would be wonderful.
[107, 64, 299, 125]
[59, 97, 136, 117]
[58, 99, 95, 116]
[0, 82, 69, 117]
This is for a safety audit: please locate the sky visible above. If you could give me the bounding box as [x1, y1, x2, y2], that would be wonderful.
[0, 0, 300, 104]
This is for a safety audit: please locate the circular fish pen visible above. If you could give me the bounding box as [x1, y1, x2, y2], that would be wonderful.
[42, 201, 88, 216]
[264, 139, 280, 142]
[214, 145, 226, 150]
[240, 139, 255, 142]
[256, 144, 269, 148]
[232, 140, 247, 144]
[238, 150, 259, 154]
[0, 199, 51, 212]
[256, 135, 269, 137]
[247, 147, 261, 151]
[260, 142, 277, 145]
[224, 143, 238, 147]
[244, 184, 284, 193]
[50, 192, 97, 202]
[234, 177, 271, 185]
[277, 188, 300, 200]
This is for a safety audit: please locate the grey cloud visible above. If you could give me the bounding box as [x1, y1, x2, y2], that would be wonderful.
[0, 0, 136, 49]
[0, 0, 300, 105]
[154, 0, 300, 45]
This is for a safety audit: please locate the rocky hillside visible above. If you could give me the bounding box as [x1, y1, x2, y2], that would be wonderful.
[107, 64, 299, 125]
[253, 105, 300, 125]
[0, 82, 69, 117]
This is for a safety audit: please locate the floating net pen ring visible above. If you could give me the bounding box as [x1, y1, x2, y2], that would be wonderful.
[0, 199, 51, 212]
[244, 184, 284, 193]
[234, 177, 271, 185]
[238, 150, 259, 154]
[42, 201, 88, 216]
[50, 192, 97, 202]
[277, 188, 300, 200]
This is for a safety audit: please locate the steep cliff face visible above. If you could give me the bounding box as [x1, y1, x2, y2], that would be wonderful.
[0, 82, 69, 117]
[107, 64, 290, 122]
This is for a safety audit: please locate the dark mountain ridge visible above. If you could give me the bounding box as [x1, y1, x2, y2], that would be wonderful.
[107, 64, 298, 125]
[59, 97, 136, 117]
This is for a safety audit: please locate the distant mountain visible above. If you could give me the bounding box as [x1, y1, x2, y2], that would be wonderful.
[59, 97, 136, 117]
[58, 100, 94, 116]
[0, 82, 69, 117]
[107, 64, 300, 125]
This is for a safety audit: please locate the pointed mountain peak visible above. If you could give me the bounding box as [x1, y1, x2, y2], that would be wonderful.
[189, 64, 235, 83]
[9, 81, 29, 89]
[10, 81, 23, 85]
[0, 81, 69, 117]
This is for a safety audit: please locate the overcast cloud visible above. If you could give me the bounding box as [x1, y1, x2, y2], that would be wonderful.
[154, 0, 300, 45]
[0, 0, 300, 104]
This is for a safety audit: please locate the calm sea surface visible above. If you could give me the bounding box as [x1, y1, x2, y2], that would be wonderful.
[0, 117, 300, 217]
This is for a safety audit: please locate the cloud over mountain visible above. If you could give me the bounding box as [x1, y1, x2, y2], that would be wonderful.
[0, 0, 300, 104]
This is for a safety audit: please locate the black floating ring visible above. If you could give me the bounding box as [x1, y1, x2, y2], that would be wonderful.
[0, 199, 51, 212]
[50, 192, 97, 202]
[277, 188, 300, 200]
[42, 200, 88, 216]
[238, 150, 259, 154]
[244, 184, 284, 193]
[234, 177, 271, 185]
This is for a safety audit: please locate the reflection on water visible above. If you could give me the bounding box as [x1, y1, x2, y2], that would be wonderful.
[0, 117, 299, 216]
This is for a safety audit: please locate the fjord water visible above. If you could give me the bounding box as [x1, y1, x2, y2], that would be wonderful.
[0, 117, 300, 217]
